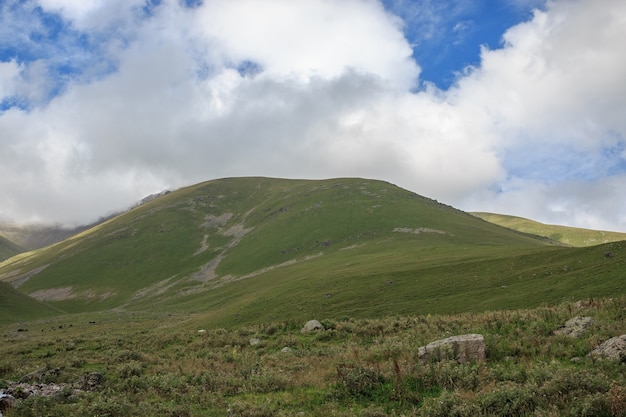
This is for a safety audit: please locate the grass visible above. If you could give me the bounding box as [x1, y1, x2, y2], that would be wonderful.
[472, 212, 626, 247]
[1, 297, 624, 416]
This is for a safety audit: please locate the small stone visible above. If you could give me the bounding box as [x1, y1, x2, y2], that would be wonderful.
[249, 338, 261, 346]
[280, 347, 293, 354]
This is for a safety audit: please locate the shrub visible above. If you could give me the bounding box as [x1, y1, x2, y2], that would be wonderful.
[83, 396, 132, 417]
[418, 390, 479, 417]
[334, 364, 388, 402]
[118, 361, 143, 379]
[476, 382, 538, 417]
[566, 393, 612, 417]
[608, 380, 626, 417]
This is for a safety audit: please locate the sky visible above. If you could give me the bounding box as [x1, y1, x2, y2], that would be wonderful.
[1, 0, 626, 232]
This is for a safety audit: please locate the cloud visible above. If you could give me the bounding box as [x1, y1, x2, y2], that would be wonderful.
[0, 0, 625, 234]
[38, 0, 147, 30]
[0, 60, 20, 99]
[450, 0, 626, 229]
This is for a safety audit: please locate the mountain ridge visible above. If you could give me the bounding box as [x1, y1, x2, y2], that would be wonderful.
[472, 212, 626, 247]
[0, 234, 23, 261]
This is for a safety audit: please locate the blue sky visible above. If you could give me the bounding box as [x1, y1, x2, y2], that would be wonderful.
[384, 0, 543, 89]
[0, 0, 540, 108]
[1, 0, 625, 232]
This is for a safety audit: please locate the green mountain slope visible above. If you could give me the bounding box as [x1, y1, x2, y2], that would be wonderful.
[0, 235, 22, 261]
[0, 281, 61, 322]
[1, 177, 623, 325]
[472, 212, 626, 247]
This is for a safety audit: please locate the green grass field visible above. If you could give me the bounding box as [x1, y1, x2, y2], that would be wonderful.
[0, 297, 624, 416]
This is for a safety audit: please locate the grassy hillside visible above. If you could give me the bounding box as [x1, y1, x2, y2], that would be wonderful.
[0, 281, 61, 322]
[0, 235, 22, 261]
[472, 212, 626, 247]
[0, 177, 553, 316]
[0, 177, 623, 327]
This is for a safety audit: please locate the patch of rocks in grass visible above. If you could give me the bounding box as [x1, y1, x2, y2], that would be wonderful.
[0, 369, 104, 415]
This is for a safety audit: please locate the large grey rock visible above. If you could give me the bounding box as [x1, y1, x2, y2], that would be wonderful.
[301, 320, 324, 334]
[588, 335, 626, 361]
[418, 334, 486, 364]
[554, 316, 594, 338]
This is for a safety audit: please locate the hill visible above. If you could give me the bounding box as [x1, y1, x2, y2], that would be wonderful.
[472, 212, 626, 247]
[0, 223, 97, 251]
[0, 234, 22, 261]
[0, 177, 623, 326]
[0, 281, 61, 322]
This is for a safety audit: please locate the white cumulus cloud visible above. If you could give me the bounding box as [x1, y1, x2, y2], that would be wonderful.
[0, 0, 625, 233]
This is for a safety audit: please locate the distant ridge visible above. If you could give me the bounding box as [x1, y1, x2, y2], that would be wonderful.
[472, 212, 626, 247]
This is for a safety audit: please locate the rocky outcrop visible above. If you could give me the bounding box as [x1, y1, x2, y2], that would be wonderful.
[301, 320, 324, 334]
[588, 335, 626, 361]
[418, 334, 486, 364]
[0, 370, 104, 413]
[554, 316, 594, 338]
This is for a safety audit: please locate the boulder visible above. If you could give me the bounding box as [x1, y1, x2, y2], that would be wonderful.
[249, 338, 261, 346]
[280, 347, 293, 354]
[554, 316, 594, 338]
[301, 320, 324, 334]
[418, 334, 486, 364]
[588, 335, 626, 361]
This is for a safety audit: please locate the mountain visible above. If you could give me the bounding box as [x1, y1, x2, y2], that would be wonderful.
[472, 212, 626, 247]
[0, 177, 623, 326]
[0, 234, 23, 261]
[0, 223, 96, 251]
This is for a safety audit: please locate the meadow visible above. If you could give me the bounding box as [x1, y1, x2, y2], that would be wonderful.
[1, 297, 624, 416]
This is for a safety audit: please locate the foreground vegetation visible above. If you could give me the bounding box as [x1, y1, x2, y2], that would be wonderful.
[2, 297, 624, 416]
